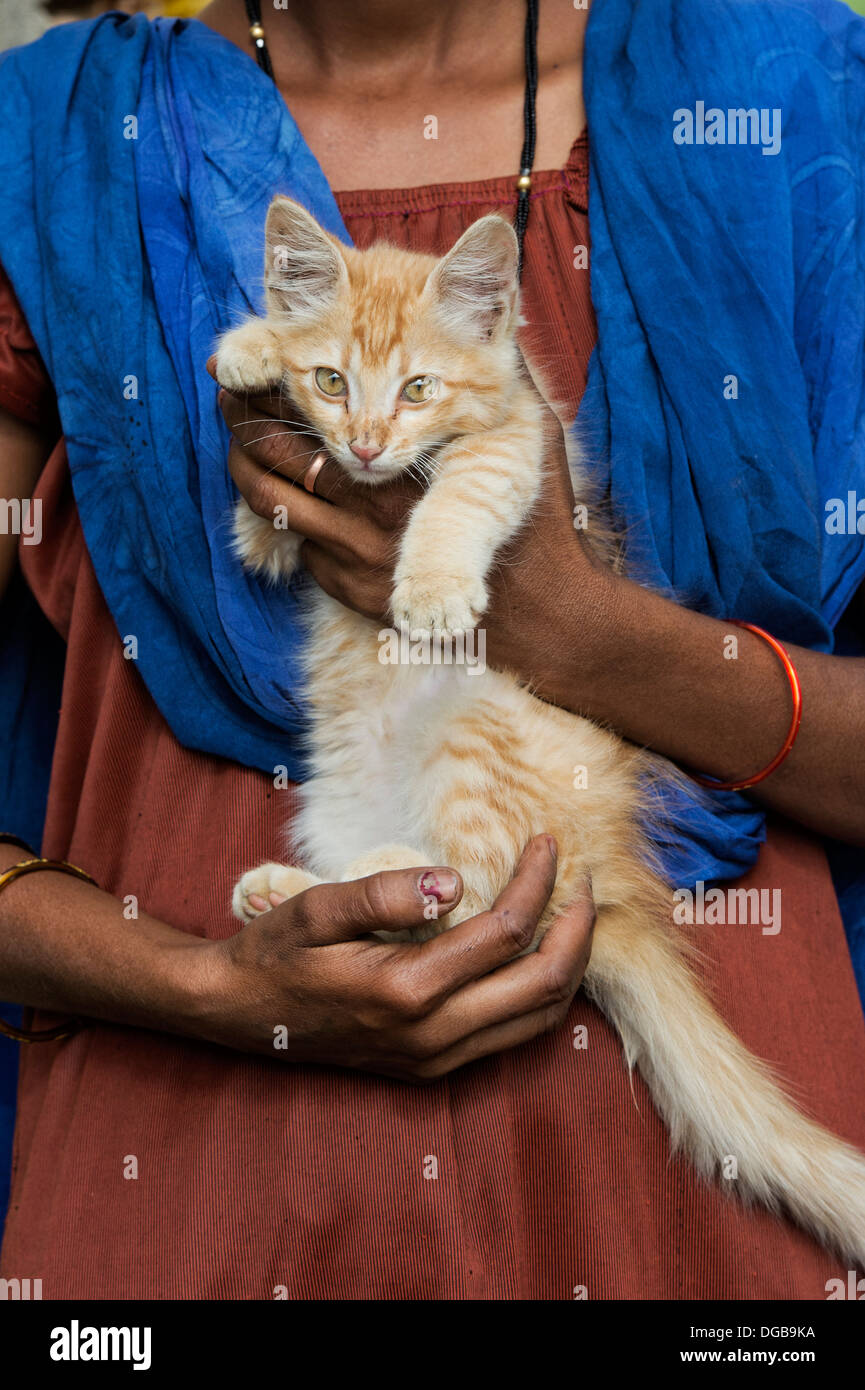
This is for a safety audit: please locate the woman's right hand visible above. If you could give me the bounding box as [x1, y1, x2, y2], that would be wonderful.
[200, 835, 595, 1081]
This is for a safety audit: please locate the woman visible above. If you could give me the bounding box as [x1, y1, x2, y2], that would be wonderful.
[0, 0, 863, 1299]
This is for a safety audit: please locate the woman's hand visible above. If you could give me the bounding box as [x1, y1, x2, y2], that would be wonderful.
[213, 369, 423, 622]
[200, 835, 595, 1081]
[0, 836, 593, 1078]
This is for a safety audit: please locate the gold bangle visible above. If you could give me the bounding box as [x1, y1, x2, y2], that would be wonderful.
[0, 857, 96, 894]
[0, 857, 96, 1044]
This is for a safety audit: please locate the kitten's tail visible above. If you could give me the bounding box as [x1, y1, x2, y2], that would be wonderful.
[585, 909, 865, 1265]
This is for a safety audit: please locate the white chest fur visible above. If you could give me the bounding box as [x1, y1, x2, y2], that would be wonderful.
[291, 593, 499, 875]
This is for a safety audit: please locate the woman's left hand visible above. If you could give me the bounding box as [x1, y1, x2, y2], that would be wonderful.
[210, 359, 605, 692]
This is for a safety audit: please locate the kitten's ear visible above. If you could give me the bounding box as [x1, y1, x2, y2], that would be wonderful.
[424, 215, 519, 340]
[264, 196, 348, 318]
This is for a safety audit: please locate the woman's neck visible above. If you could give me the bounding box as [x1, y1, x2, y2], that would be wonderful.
[198, 0, 588, 191]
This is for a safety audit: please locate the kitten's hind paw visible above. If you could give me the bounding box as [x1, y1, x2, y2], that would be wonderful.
[233, 501, 302, 584]
[391, 573, 488, 638]
[232, 863, 321, 922]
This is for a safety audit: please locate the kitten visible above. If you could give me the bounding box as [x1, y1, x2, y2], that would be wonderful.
[216, 196, 865, 1264]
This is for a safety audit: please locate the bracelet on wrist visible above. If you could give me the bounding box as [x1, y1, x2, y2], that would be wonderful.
[689, 621, 803, 793]
[0, 853, 96, 1043]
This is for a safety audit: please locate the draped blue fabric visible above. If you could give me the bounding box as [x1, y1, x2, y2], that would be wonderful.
[583, 0, 865, 642]
[0, 3, 862, 1021]
[577, 0, 865, 999]
[0, 13, 350, 798]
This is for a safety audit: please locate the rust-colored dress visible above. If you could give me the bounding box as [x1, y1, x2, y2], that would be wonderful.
[2, 136, 864, 1300]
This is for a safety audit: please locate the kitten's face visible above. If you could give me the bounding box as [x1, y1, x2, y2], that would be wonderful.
[260, 198, 521, 484]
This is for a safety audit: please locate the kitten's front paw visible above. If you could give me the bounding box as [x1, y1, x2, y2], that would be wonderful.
[391, 572, 488, 637]
[215, 331, 283, 395]
[232, 863, 319, 922]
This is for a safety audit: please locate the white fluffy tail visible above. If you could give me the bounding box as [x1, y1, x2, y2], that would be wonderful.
[586, 919, 865, 1265]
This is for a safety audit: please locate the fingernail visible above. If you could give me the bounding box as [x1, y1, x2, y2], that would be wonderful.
[545, 835, 558, 859]
[419, 870, 458, 903]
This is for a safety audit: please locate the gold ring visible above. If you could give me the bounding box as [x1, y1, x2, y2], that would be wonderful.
[303, 452, 328, 495]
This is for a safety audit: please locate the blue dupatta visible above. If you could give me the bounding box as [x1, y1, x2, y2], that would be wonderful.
[0, 1, 863, 994]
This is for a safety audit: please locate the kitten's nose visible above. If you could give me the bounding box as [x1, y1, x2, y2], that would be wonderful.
[349, 441, 383, 464]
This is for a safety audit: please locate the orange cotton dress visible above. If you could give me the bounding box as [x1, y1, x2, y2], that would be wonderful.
[2, 135, 864, 1299]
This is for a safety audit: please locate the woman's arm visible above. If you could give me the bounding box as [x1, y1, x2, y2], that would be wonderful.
[219, 384, 865, 847]
[0, 837, 594, 1079]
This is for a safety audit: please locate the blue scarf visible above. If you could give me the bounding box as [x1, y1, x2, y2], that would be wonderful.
[0, 2, 863, 991]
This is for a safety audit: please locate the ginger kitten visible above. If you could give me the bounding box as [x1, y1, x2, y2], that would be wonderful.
[216, 196, 865, 1265]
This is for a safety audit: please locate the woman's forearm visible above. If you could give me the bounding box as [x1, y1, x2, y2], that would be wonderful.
[0, 840, 598, 1079]
[536, 563, 865, 845]
[0, 844, 217, 1035]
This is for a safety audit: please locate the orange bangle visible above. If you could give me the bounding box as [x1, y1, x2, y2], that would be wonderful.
[690, 621, 803, 793]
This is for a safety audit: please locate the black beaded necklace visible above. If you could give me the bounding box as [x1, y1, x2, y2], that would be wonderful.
[243, 0, 540, 279]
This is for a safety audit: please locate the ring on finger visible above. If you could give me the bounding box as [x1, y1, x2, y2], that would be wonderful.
[303, 452, 328, 496]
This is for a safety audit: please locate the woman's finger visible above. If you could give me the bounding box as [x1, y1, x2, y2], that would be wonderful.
[411, 875, 595, 1053]
[411, 835, 561, 995]
[413, 995, 578, 1079]
[219, 383, 320, 479]
[227, 438, 372, 554]
[252, 469, 381, 553]
[225, 438, 297, 522]
[218, 384, 353, 504]
[285, 864, 465, 946]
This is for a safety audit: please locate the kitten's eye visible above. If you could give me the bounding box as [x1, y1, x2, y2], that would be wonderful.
[401, 375, 439, 404]
[314, 367, 347, 398]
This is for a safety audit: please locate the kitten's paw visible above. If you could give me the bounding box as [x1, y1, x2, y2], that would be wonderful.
[231, 863, 320, 922]
[215, 331, 283, 395]
[391, 573, 488, 637]
[233, 501, 302, 584]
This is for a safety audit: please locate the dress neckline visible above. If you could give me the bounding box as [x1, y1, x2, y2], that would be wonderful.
[333, 131, 588, 216]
